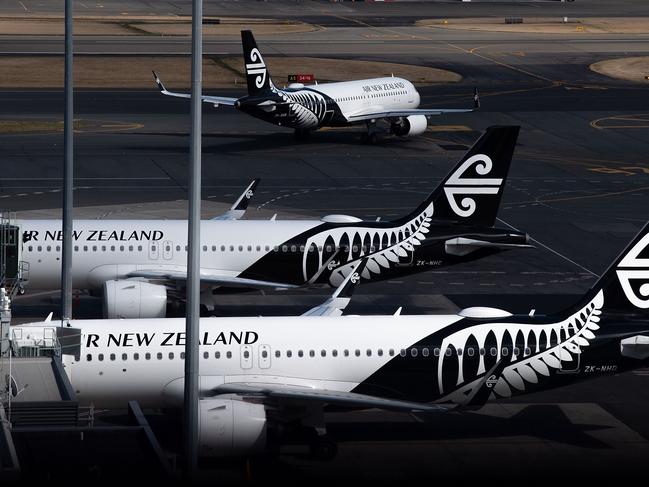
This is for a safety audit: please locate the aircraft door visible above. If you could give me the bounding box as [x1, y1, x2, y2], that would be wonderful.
[259, 344, 271, 369]
[149, 241, 159, 260]
[240, 345, 253, 370]
[1, 224, 19, 279]
[163, 240, 173, 260]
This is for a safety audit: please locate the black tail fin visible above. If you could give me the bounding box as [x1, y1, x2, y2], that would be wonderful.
[394, 126, 519, 227]
[241, 30, 274, 96]
[582, 221, 649, 313]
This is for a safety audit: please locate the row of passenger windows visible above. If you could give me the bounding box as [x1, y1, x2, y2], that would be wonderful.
[28, 244, 383, 254]
[85, 346, 534, 363]
[335, 90, 407, 103]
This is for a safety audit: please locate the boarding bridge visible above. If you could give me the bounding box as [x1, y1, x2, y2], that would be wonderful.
[0, 212, 28, 301]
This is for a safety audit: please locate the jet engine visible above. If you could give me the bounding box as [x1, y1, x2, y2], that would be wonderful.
[198, 399, 267, 457]
[391, 114, 428, 137]
[103, 279, 167, 319]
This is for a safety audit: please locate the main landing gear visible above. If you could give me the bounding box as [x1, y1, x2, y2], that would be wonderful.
[361, 120, 382, 144]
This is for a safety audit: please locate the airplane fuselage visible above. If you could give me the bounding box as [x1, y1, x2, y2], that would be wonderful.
[18, 218, 525, 290]
[235, 77, 420, 130]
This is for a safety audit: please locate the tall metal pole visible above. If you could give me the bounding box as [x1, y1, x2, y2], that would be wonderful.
[61, 0, 73, 324]
[184, 0, 202, 477]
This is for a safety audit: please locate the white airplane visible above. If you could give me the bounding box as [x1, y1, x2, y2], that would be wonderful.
[153, 30, 479, 143]
[16, 127, 529, 318]
[12, 221, 649, 458]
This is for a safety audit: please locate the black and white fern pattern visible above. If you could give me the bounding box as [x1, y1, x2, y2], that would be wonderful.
[301, 203, 434, 285]
[437, 290, 604, 403]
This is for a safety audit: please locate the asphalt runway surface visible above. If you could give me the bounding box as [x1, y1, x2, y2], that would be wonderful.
[3, 3, 649, 482]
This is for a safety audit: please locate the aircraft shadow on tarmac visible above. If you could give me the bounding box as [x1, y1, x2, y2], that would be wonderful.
[326, 405, 612, 450]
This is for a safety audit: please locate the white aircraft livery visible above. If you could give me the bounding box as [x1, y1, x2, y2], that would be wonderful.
[153, 30, 479, 142]
[12, 221, 649, 458]
[16, 127, 529, 318]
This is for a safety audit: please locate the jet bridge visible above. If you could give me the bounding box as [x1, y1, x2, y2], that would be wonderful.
[0, 289, 174, 480]
[0, 212, 28, 301]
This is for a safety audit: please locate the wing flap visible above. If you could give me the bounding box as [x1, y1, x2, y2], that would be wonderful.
[211, 382, 446, 413]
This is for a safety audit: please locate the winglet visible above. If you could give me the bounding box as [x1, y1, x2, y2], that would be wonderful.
[152, 70, 166, 93]
[212, 179, 260, 220]
[460, 359, 507, 409]
[331, 258, 368, 300]
[44, 312, 53, 323]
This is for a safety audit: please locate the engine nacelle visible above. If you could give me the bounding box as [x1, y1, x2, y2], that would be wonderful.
[198, 399, 267, 457]
[391, 114, 428, 137]
[103, 279, 167, 319]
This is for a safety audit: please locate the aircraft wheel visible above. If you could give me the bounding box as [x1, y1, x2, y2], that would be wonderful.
[308, 435, 338, 461]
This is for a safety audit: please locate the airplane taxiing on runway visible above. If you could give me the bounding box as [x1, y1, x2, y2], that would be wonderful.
[13, 218, 649, 458]
[153, 30, 479, 142]
[16, 126, 529, 318]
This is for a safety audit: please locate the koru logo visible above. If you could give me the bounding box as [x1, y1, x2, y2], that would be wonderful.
[246, 48, 267, 89]
[327, 260, 340, 271]
[443, 154, 503, 218]
[245, 189, 254, 199]
[485, 374, 499, 389]
[616, 233, 649, 309]
[350, 272, 360, 284]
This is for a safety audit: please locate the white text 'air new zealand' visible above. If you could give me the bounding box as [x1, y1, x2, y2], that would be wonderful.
[153, 30, 479, 142]
[16, 127, 528, 318]
[13, 218, 649, 459]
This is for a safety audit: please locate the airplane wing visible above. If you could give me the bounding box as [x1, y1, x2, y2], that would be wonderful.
[210, 382, 447, 413]
[212, 179, 260, 221]
[346, 88, 480, 123]
[302, 258, 367, 316]
[152, 71, 237, 106]
[128, 250, 342, 290]
[128, 269, 299, 290]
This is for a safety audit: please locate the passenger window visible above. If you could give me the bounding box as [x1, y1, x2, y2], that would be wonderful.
[157, 352, 163, 360]
[47, 245, 52, 252]
[298, 350, 304, 357]
[290, 245, 297, 253]
[98, 354, 104, 361]
[524, 347, 532, 355]
[138, 245, 142, 251]
[180, 352, 185, 360]
[177, 245, 181, 251]
[502, 348, 509, 357]
[83, 246, 88, 251]
[134, 353, 139, 361]
[145, 353, 151, 360]
[400, 349, 407, 357]
[256, 245, 261, 252]
[110, 354, 115, 361]
[490, 348, 497, 357]
[111, 245, 115, 251]
[203, 351, 209, 359]
[445, 348, 452, 357]
[28, 246, 33, 251]
[226, 351, 232, 359]
[230, 245, 234, 251]
[332, 350, 338, 357]
[480, 348, 486, 356]
[169, 352, 174, 360]
[344, 349, 349, 357]
[434, 348, 440, 357]
[247, 245, 252, 251]
[221, 245, 226, 251]
[411, 348, 418, 358]
[457, 348, 463, 356]
[378, 349, 383, 357]
[309, 350, 315, 357]
[238, 245, 243, 252]
[265, 246, 270, 252]
[467, 348, 474, 357]
[366, 349, 372, 357]
[74, 245, 78, 251]
[102, 246, 106, 251]
[38, 246, 42, 252]
[513, 347, 520, 356]
[286, 350, 292, 358]
[275, 350, 280, 358]
[86, 354, 92, 362]
[422, 348, 429, 357]
[321, 350, 326, 357]
[120, 245, 124, 251]
[355, 349, 361, 357]
[389, 349, 395, 356]
[202, 245, 207, 251]
[215, 351, 220, 359]
[244, 350, 250, 359]
[212, 245, 216, 251]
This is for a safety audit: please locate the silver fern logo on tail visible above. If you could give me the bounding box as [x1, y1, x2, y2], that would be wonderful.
[617, 233, 649, 309]
[437, 291, 604, 403]
[246, 48, 267, 89]
[444, 154, 503, 218]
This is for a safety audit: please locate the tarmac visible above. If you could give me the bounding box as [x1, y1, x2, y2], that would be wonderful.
[2, 0, 649, 482]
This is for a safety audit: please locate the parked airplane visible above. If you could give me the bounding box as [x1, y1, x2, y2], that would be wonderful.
[12, 220, 649, 458]
[18, 126, 528, 318]
[153, 30, 479, 143]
